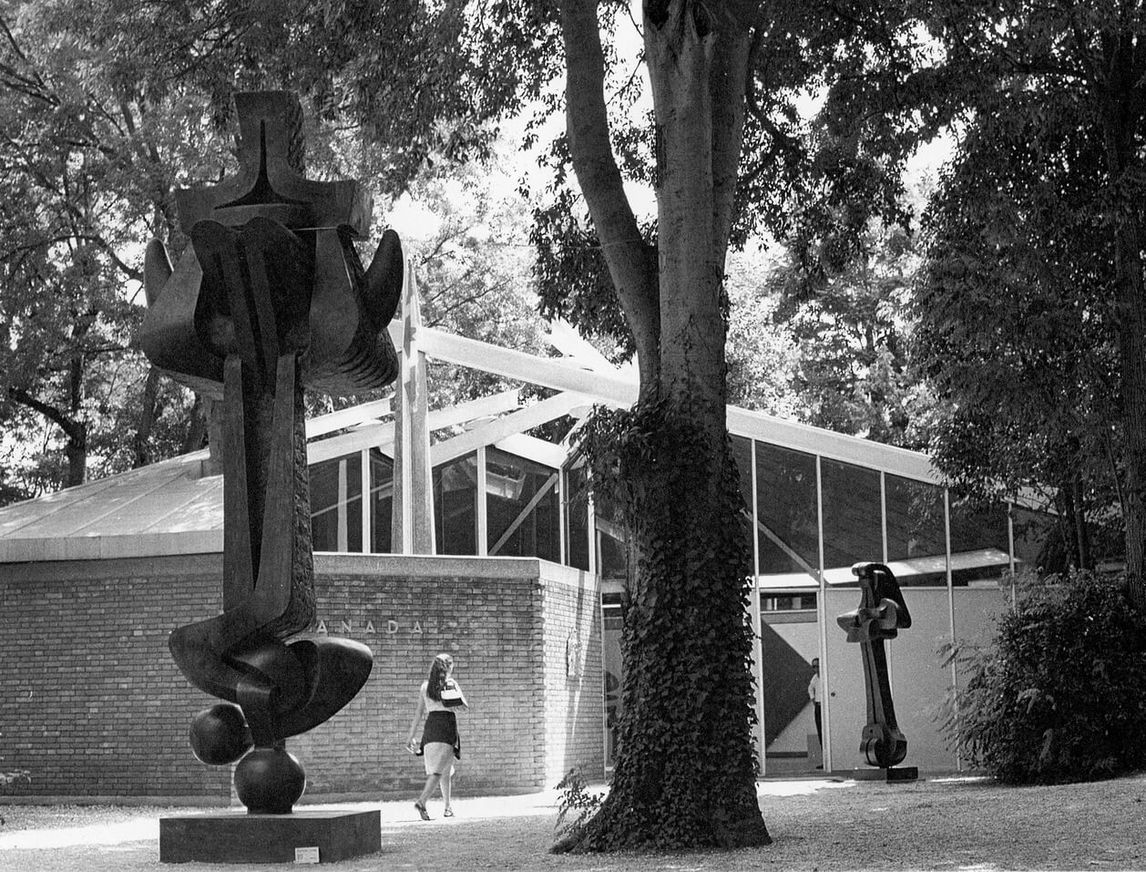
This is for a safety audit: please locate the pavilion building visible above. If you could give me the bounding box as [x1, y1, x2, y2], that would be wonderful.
[0, 271, 1053, 802]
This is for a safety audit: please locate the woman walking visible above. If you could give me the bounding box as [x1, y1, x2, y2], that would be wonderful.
[405, 652, 468, 820]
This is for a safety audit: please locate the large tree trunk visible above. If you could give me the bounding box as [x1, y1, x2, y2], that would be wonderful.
[556, 0, 770, 851]
[1100, 54, 1146, 615]
[63, 431, 87, 489]
[1111, 205, 1146, 613]
[133, 367, 162, 468]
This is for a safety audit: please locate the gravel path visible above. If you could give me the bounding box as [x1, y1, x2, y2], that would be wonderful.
[1, 773, 1142, 871]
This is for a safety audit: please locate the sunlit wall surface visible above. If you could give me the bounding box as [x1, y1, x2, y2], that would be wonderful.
[724, 435, 1057, 775]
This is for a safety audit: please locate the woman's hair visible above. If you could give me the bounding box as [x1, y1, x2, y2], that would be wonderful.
[426, 653, 453, 701]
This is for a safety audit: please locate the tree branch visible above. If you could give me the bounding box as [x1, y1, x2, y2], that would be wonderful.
[561, 0, 660, 394]
[710, 16, 752, 263]
[8, 386, 85, 443]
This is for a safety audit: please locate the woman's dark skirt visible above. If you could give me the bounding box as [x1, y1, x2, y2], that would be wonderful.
[419, 710, 461, 760]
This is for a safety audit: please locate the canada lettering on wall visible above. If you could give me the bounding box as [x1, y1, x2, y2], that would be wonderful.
[312, 618, 429, 636]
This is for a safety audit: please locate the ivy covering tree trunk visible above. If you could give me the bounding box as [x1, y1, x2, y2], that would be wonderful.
[562, 404, 769, 851]
[555, 0, 771, 850]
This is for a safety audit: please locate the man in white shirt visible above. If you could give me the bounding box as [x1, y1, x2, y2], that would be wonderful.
[808, 657, 822, 768]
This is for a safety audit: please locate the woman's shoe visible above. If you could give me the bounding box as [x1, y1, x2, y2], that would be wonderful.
[414, 801, 430, 821]
[443, 807, 454, 817]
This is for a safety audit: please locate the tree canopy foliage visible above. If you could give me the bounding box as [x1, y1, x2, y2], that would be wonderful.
[893, 1, 1146, 591]
[695, 0, 1146, 602]
[0, 3, 226, 494]
[916, 103, 1122, 568]
[398, 157, 553, 411]
[0, 0, 559, 501]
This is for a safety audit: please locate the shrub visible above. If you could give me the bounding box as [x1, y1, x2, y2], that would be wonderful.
[942, 570, 1146, 784]
[552, 768, 605, 851]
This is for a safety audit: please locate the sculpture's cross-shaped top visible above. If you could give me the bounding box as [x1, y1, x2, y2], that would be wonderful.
[140, 90, 401, 400]
[175, 91, 372, 237]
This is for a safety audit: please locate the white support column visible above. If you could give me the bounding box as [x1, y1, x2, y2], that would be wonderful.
[816, 454, 831, 774]
[360, 448, 371, 553]
[880, 472, 889, 563]
[558, 468, 567, 567]
[476, 446, 488, 557]
[881, 471, 893, 701]
[391, 260, 435, 554]
[748, 439, 766, 776]
[944, 487, 960, 770]
[336, 458, 349, 552]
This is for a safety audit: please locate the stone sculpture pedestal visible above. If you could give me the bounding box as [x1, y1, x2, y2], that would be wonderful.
[849, 765, 919, 783]
[159, 809, 381, 864]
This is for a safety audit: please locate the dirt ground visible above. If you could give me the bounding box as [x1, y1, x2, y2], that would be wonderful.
[0, 773, 1143, 871]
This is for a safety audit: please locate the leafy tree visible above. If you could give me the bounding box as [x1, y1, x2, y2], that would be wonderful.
[928, 1, 1146, 609]
[724, 246, 800, 417]
[915, 100, 1122, 571]
[0, 5, 219, 496]
[405, 159, 551, 410]
[731, 0, 1146, 610]
[767, 223, 924, 447]
[0, 0, 556, 500]
[548, 0, 779, 849]
[539, 0, 939, 850]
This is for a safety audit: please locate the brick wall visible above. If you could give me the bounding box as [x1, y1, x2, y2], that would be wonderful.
[292, 554, 604, 798]
[0, 555, 231, 801]
[0, 553, 603, 802]
[541, 568, 605, 786]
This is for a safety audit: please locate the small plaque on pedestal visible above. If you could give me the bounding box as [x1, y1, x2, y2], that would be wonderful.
[849, 765, 918, 783]
[159, 809, 381, 864]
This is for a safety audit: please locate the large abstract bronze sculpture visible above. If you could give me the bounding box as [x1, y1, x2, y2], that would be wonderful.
[140, 91, 403, 815]
[836, 561, 913, 772]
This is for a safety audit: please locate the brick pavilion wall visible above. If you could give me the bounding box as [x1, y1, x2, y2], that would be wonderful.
[0, 554, 231, 802]
[0, 553, 603, 802]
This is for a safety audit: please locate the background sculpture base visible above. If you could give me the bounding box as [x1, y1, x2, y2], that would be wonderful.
[848, 765, 918, 783]
[159, 808, 381, 864]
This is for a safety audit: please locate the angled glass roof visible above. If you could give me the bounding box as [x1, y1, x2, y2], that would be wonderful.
[0, 282, 949, 563]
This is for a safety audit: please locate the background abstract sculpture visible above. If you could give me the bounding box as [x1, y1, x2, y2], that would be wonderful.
[836, 561, 913, 772]
[139, 91, 403, 815]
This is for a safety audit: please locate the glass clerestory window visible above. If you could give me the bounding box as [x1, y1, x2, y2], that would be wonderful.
[564, 461, 591, 571]
[311, 433, 1045, 586]
[485, 447, 560, 561]
[310, 453, 362, 553]
[310, 447, 563, 561]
